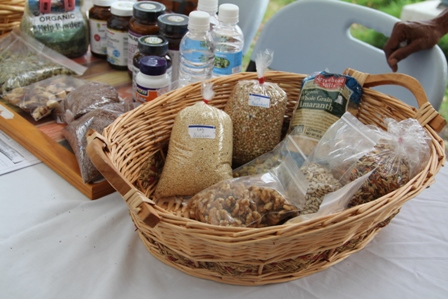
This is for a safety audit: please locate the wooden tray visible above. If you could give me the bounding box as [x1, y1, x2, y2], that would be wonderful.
[0, 52, 133, 199]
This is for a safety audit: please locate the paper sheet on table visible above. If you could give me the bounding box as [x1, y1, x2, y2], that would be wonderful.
[0, 130, 41, 175]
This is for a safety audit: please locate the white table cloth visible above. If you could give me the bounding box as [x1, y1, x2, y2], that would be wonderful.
[1, 162, 447, 299]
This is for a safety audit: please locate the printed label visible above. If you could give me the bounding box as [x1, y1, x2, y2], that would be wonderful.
[188, 125, 216, 139]
[89, 19, 108, 55]
[248, 93, 270, 108]
[314, 74, 346, 89]
[135, 83, 169, 104]
[169, 49, 180, 83]
[127, 31, 143, 71]
[107, 28, 128, 67]
[213, 51, 243, 75]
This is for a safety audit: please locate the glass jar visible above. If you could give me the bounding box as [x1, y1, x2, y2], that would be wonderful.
[89, 0, 115, 58]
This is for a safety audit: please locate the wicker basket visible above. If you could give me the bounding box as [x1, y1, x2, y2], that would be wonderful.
[0, 0, 24, 36]
[86, 70, 446, 286]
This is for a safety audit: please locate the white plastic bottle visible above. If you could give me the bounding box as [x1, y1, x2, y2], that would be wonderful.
[135, 56, 170, 104]
[178, 10, 215, 88]
[197, 0, 219, 30]
[211, 3, 244, 77]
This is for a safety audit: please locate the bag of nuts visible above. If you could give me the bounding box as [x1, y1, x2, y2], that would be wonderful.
[187, 155, 309, 228]
[224, 49, 288, 167]
[3, 75, 87, 121]
[154, 82, 233, 198]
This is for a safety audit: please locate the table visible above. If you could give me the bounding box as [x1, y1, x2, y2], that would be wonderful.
[1, 158, 447, 298]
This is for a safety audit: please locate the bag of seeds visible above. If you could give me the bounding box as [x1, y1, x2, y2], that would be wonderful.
[346, 117, 431, 207]
[154, 82, 233, 198]
[224, 49, 288, 167]
[233, 125, 308, 178]
[288, 70, 363, 156]
[3, 75, 87, 121]
[0, 28, 86, 96]
[62, 102, 136, 183]
[187, 155, 309, 228]
[55, 81, 121, 124]
[20, 0, 89, 58]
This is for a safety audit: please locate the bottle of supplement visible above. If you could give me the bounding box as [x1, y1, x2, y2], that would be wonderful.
[152, 0, 197, 15]
[107, 1, 134, 70]
[135, 56, 170, 104]
[178, 10, 214, 88]
[128, 1, 166, 74]
[197, 0, 218, 29]
[132, 35, 172, 100]
[89, 0, 115, 58]
[211, 3, 244, 77]
[157, 13, 189, 85]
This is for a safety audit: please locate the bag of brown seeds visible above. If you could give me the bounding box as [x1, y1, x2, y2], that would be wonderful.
[224, 49, 288, 167]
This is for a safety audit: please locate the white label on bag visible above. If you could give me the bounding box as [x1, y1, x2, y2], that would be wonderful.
[248, 93, 270, 108]
[0, 105, 13, 119]
[188, 125, 216, 139]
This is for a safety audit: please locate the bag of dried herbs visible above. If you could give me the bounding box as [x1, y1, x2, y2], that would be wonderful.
[20, 0, 89, 58]
[224, 49, 288, 167]
[0, 28, 86, 96]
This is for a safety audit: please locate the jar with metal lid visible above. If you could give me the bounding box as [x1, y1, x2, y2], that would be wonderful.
[89, 0, 115, 58]
[132, 35, 172, 100]
[135, 56, 170, 104]
[127, 1, 166, 73]
[107, 1, 134, 70]
[157, 13, 188, 85]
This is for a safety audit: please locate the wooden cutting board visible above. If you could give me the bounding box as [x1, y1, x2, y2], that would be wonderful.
[0, 52, 133, 199]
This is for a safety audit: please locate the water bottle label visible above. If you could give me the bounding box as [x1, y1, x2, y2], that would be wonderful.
[188, 125, 216, 139]
[248, 93, 270, 108]
[213, 51, 243, 75]
[182, 39, 210, 66]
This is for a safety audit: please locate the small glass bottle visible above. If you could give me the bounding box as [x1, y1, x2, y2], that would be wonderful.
[157, 13, 189, 85]
[89, 0, 115, 58]
[197, 0, 218, 30]
[178, 11, 214, 88]
[132, 35, 172, 100]
[107, 1, 134, 70]
[135, 56, 170, 104]
[152, 0, 197, 15]
[128, 1, 165, 73]
[211, 3, 244, 77]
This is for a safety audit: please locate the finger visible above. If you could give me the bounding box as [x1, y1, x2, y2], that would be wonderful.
[388, 41, 422, 64]
[387, 57, 398, 72]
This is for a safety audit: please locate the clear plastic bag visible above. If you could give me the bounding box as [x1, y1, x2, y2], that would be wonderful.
[188, 155, 309, 228]
[0, 28, 86, 96]
[3, 75, 87, 121]
[54, 81, 121, 124]
[224, 49, 288, 167]
[346, 117, 431, 207]
[62, 102, 136, 183]
[154, 82, 233, 198]
[233, 125, 308, 177]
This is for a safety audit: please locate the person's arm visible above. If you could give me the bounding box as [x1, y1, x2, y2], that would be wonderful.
[384, 9, 448, 72]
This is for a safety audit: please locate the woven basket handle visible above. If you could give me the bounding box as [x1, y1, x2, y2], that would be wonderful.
[86, 129, 160, 228]
[345, 68, 447, 132]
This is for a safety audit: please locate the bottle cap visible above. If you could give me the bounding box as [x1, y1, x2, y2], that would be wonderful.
[157, 13, 189, 37]
[218, 3, 239, 23]
[93, 0, 115, 7]
[111, 1, 134, 17]
[139, 56, 168, 76]
[188, 10, 210, 31]
[133, 1, 165, 22]
[197, 0, 218, 12]
[138, 35, 169, 56]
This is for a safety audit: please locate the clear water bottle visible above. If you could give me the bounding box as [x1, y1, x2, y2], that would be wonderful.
[178, 10, 215, 88]
[211, 3, 244, 77]
[197, 0, 219, 30]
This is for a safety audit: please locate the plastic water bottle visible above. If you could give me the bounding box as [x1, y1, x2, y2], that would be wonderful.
[197, 0, 219, 30]
[211, 3, 244, 77]
[178, 11, 215, 88]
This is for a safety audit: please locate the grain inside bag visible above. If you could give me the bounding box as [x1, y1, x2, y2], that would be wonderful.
[154, 82, 233, 198]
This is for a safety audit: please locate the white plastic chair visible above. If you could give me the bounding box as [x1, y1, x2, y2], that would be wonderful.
[247, 0, 448, 110]
[218, 0, 269, 56]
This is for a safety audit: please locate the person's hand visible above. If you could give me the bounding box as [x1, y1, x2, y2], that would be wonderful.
[384, 20, 443, 72]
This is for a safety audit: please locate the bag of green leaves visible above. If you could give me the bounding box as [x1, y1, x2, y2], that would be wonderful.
[20, 0, 89, 58]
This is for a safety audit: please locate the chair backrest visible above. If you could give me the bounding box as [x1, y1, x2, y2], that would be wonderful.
[248, 0, 448, 110]
[218, 0, 269, 56]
